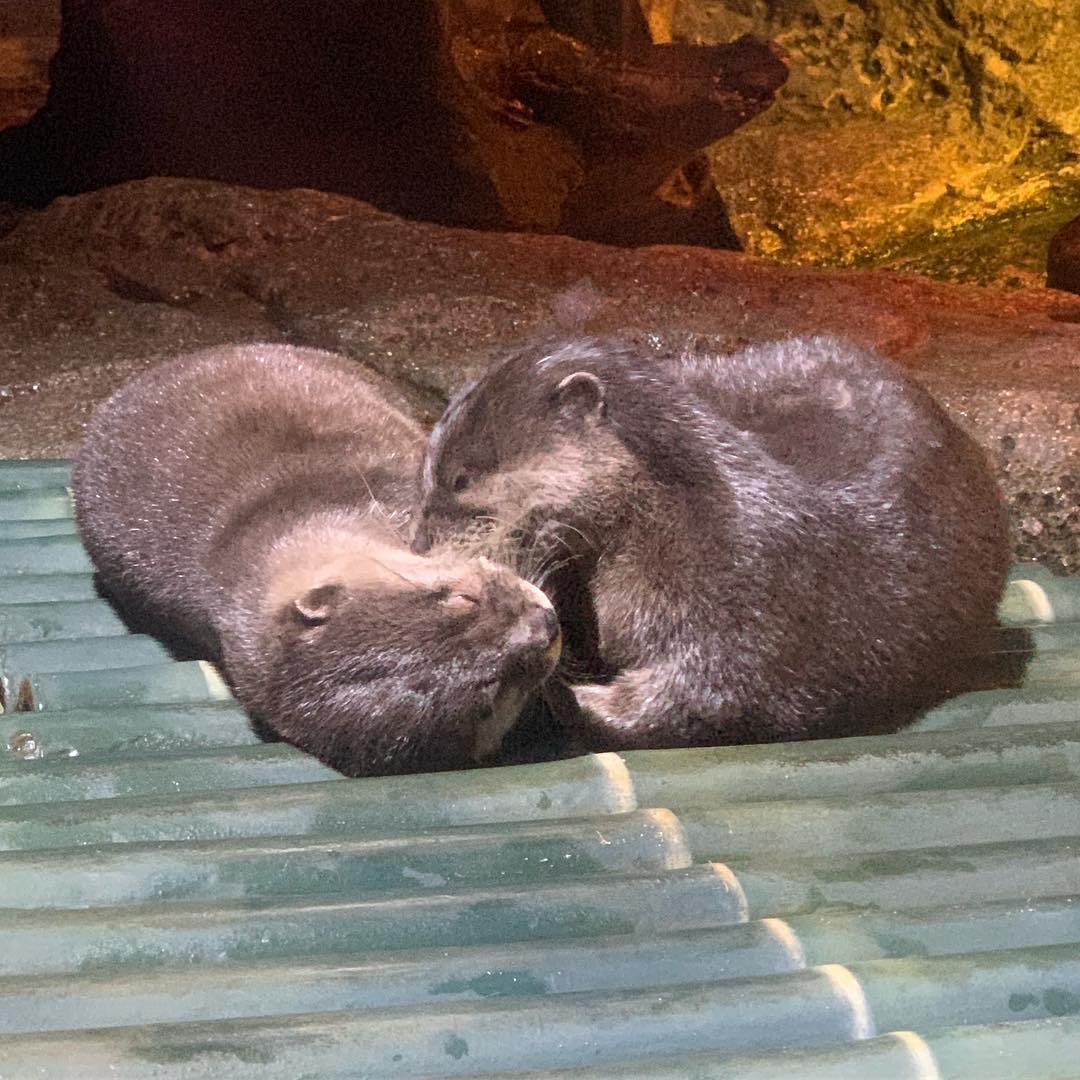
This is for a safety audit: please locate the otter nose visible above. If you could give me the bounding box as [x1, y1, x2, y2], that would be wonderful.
[539, 605, 561, 646]
[527, 604, 562, 668]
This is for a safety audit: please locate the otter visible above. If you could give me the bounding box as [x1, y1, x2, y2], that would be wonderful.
[73, 343, 562, 777]
[412, 335, 1012, 748]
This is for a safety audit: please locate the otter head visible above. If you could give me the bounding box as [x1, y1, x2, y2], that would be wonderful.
[412, 343, 634, 559]
[235, 537, 562, 777]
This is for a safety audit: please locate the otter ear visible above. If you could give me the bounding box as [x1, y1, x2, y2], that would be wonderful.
[291, 583, 344, 627]
[555, 371, 605, 423]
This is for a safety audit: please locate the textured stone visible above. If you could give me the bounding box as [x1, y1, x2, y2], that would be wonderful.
[7, 2, 1080, 282]
[665, 0, 1080, 284]
[0, 178, 1076, 569]
[0, 0, 57, 131]
[0, 0, 786, 249]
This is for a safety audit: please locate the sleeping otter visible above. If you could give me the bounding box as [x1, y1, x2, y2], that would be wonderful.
[73, 344, 562, 776]
[412, 335, 1011, 748]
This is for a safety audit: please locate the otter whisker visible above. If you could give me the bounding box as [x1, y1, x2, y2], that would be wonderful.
[365, 555, 425, 589]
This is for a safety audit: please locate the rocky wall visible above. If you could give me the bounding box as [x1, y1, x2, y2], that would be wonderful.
[0, 0, 58, 131]
[656, 0, 1080, 284]
[0, 178, 1076, 570]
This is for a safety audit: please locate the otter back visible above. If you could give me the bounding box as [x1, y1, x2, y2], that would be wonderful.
[413, 334, 1013, 747]
[74, 344, 566, 776]
[74, 343, 421, 654]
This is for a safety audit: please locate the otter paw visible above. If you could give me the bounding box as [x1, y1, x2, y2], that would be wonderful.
[572, 682, 618, 722]
[572, 680, 662, 749]
[572, 667, 699, 750]
[571, 683, 627, 750]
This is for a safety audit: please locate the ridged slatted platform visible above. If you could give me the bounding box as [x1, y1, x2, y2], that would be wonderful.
[0, 458, 1078, 1079]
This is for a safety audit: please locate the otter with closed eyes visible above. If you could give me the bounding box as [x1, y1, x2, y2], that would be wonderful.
[412, 335, 1012, 748]
[73, 343, 563, 776]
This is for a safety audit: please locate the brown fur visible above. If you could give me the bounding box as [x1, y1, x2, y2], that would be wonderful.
[73, 343, 562, 776]
[413, 335, 1015, 749]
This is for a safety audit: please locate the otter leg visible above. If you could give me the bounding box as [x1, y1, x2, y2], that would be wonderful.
[572, 663, 774, 749]
[572, 666, 702, 750]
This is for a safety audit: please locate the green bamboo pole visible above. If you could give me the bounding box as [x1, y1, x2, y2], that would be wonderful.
[911, 687, 1080, 732]
[930, 1014, 1080, 1080]
[1018, 649, 1080, 690]
[1003, 564, 1080, 625]
[849, 943, 1080, 1033]
[0, 921, 800, 1035]
[732, 835, 1080, 916]
[677, 780, 1080, 861]
[0, 573, 100, 604]
[15, 658, 232, 711]
[0, 459, 72, 492]
[0, 599, 129, 642]
[995, 621, 1080, 651]
[0, 808, 692, 908]
[1, 854, 1075, 978]
[786, 896, 1080, 966]
[622, 722, 1080, 808]
[0, 702, 257, 760]
[421, 1018, 1080, 1080]
[0, 863, 747, 977]
[0, 518, 79, 540]
[0, 534, 92, 574]
[21, 1015, 1067, 1080]
[8, 928, 1080, 1062]
[1, 638, 180, 710]
[0, 752, 640, 849]
[0, 487, 72, 520]
[5, 695, 1078, 802]
[0, 965, 871, 1077]
[0, 633, 176, 676]
[9, 720, 1080, 808]
[4, 756, 1080, 857]
[0, 742, 337, 806]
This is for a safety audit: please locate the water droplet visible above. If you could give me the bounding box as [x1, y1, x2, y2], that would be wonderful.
[7, 731, 42, 759]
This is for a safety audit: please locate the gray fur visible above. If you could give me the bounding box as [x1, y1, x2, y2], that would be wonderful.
[74, 343, 561, 776]
[413, 334, 1013, 748]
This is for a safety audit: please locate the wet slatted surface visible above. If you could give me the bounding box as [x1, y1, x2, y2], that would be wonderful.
[0, 459, 1078, 1079]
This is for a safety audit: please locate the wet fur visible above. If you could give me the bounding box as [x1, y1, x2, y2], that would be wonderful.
[74, 343, 561, 776]
[413, 335, 1013, 748]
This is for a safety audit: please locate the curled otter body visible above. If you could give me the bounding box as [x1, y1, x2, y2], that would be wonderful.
[413, 335, 1011, 748]
[74, 344, 561, 776]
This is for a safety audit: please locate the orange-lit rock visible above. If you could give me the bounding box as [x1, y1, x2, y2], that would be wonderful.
[0, 0, 57, 130]
[668, 0, 1080, 283]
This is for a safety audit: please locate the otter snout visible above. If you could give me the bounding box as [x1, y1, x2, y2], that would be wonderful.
[516, 602, 562, 664]
[479, 583, 562, 763]
[511, 580, 562, 672]
[538, 605, 561, 648]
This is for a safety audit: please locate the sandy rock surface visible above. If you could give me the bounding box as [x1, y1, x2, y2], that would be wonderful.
[0, 177, 1076, 569]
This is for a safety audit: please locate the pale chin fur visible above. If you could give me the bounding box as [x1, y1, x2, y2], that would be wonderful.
[475, 686, 530, 761]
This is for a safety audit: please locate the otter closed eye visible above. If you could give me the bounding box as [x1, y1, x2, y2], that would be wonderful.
[441, 592, 480, 611]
